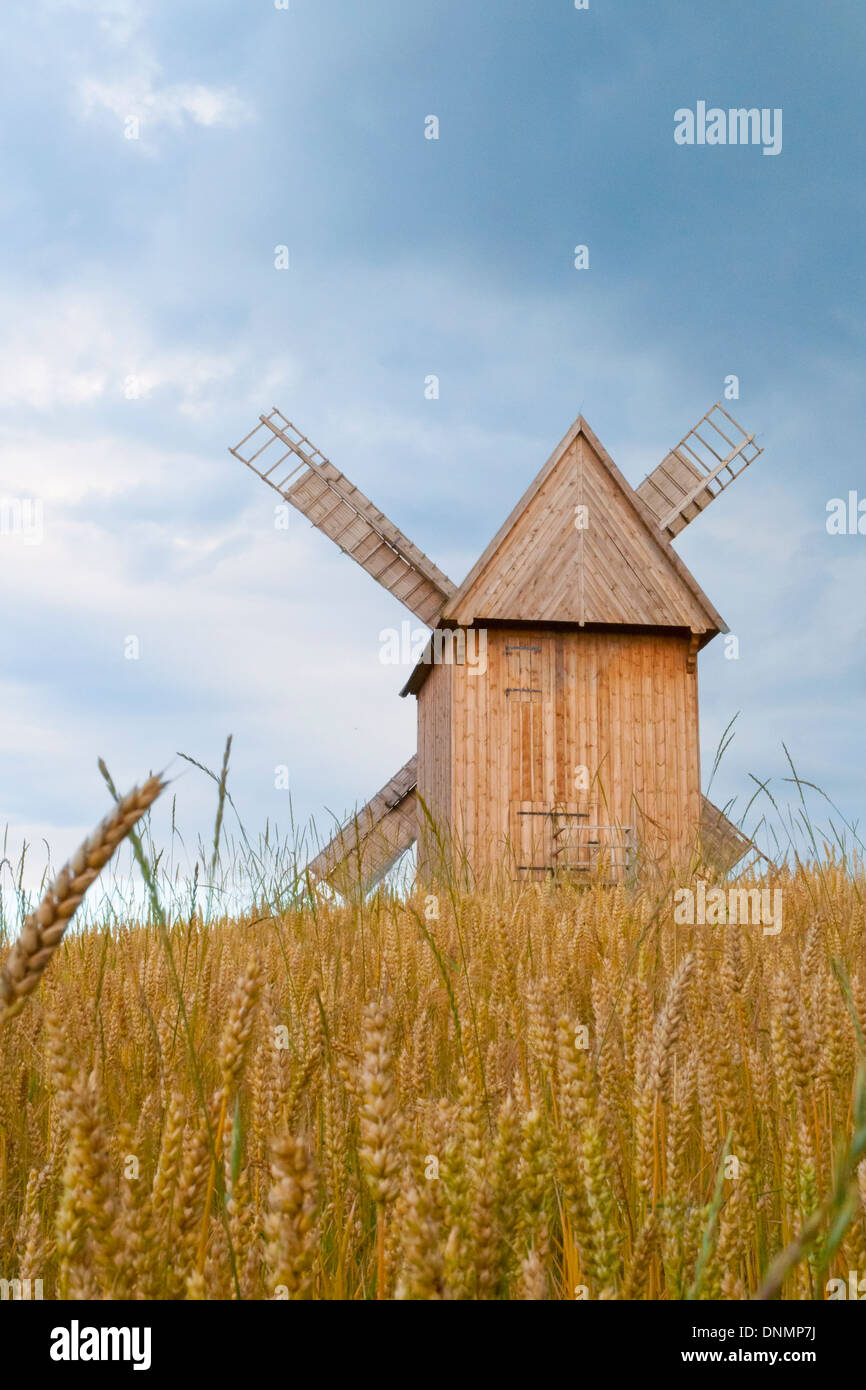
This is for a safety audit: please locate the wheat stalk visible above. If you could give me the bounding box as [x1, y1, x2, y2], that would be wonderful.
[0, 774, 165, 1026]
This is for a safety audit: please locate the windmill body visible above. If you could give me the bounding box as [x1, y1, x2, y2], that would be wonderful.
[230, 403, 760, 891]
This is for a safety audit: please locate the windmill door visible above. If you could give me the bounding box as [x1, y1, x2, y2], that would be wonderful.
[504, 641, 594, 878]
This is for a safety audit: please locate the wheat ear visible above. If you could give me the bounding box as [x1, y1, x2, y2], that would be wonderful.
[0, 774, 165, 1025]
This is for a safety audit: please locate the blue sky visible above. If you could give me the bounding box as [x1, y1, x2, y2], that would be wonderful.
[0, 0, 864, 881]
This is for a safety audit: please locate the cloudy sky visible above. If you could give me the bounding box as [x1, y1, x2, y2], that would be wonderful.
[0, 0, 863, 885]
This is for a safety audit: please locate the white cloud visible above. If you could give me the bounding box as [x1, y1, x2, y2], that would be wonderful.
[124, 350, 240, 418]
[79, 74, 251, 133]
[44, 0, 143, 44]
[0, 291, 121, 410]
[0, 287, 241, 415]
[40, 1, 252, 138]
[0, 361, 107, 411]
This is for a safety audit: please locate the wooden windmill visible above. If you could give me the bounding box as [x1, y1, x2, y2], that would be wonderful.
[230, 403, 760, 891]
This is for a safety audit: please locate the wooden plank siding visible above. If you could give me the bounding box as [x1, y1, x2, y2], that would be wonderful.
[415, 660, 453, 877]
[416, 627, 702, 881]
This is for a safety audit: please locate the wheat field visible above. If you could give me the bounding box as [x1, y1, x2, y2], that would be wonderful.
[2, 807, 866, 1300]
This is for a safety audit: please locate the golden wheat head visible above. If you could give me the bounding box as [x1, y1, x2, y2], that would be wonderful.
[0, 774, 165, 1025]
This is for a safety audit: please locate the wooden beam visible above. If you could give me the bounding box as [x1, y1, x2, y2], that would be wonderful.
[700, 796, 754, 874]
[230, 410, 455, 626]
[305, 756, 418, 895]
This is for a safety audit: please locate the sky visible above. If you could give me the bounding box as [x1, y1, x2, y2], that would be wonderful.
[0, 0, 864, 888]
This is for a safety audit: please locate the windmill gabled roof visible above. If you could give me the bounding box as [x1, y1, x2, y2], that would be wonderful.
[400, 414, 727, 697]
[442, 414, 726, 631]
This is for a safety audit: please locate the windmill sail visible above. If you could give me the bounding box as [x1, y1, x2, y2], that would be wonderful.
[305, 755, 418, 896]
[700, 795, 753, 874]
[230, 409, 455, 625]
[636, 403, 762, 539]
